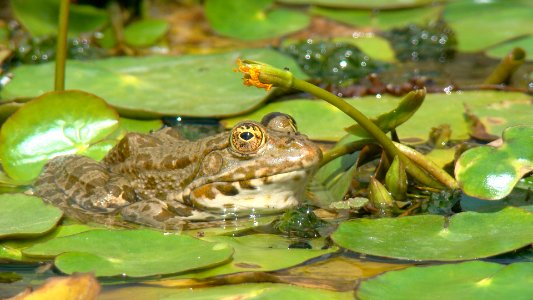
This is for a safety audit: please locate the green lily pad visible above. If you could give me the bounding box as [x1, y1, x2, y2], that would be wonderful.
[0, 90, 119, 183]
[205, 0, 310, 40]
[357, 261, 533, 300]
[312, 5, 441, 30]
[461, 189, 533, 214]
[331, 207, 533, 261]
[23, 229, 234, 277]
[123, 19, 169, 48]
[221, 91, 533, 143]
[174, 234, 336, 279]
[99, 283, 352, 300]
[0, 224, 94, 261]
[0, 49, 307, 118]
[456, 126, 533, 200]
[279, 0, 434, 9]
[0, 194, 62, 239]
[12, 0, 108, 37]
[332, 36, 396, 63]
[487, 36, 533, 61]
[445, 0, 533, 52]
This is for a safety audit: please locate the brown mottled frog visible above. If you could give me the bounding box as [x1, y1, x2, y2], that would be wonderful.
[35, 113, 322, 229]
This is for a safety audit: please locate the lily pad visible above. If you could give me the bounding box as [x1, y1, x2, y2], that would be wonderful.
[461, 189, 533, 214]
[312, 5, 441, 30]
[487, 36, 533, 60]
[456, 126, 533, 200]
[0, 49, 307, 118]
[12, 0, 108, 37]
[99, 283, 352, 300]
[205, 0, 310, 40]
[279, 0, 434, 9]
[445, 0, 533, 52]
[174, 234, 336, 279]
[0, 90, 119, 183]
[221, 91, 533, 143]
[332, 36, 396, 63]
[0, 194, 62, 239]
[23, 229, 234, 277]
[357, 261, 533, 300]
[331, 207, 533, 261]
[123, 19, 169, 48]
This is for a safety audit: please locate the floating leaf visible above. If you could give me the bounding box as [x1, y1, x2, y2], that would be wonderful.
[99, 283, 352, 300]
[1, 49, 307, 118]
[222, 91, 533, 143]
[0, 194, 62, 239]
[357, 261, 533, 300]
[332, 36, 396, 63]
[487, 36, 533, 61]
[445, 0, 533, 52]
[205, 0, 310, 40]
[173, 234, 336, 279]
[456, 126, 533, 200]
[0, 90, 119, 182]
[9, 273, 100, 300]
[279, 0, 435, 9]
[461, 189, 533, 214]
[123, 19, 169, 48]
[331, 207, 533, 261]
[11, 0, 108, 37]
[23, 229, 234, 277]
[312, 5, 441, 30]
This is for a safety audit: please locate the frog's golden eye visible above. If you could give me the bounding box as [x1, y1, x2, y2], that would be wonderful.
[230, 122, 266, 155]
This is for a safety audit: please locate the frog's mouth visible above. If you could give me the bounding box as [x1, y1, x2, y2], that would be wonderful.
[185, 169, 311, 217]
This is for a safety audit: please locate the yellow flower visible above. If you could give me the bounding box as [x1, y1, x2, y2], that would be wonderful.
[235, 59, 294, 90]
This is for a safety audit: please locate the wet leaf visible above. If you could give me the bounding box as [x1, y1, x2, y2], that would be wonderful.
[332, 36, 396, 63]
[331, 207, 533, 261]
[99, 283, 352, 300]
[455, 126, 533, 200]
[445, 0, 533, 52]
[0, 194, 62, 239]
[1, 49, 307, 118]
[23, 229, 234, 277]
[279, 0, 434, 9]
[123, 19, 169, 48]
[385, 156, 407, 201]
[9, 273, 100, 300]
[312, 5, 441, 30]
[12, 0, 108, 37]
[222, 91, 533, 143]
[487, 36, 533, 61]
[0, 90, 119, 183]
[461, 189, 533, 214]
[172, 234, 336, 279]
[357, 261, 533, 300]
[205, 0, 309, 40]
[307, 151, 359, 208]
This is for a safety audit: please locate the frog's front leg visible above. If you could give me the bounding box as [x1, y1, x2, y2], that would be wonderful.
[119, 200, 189, 230]
[35, 155, 136, 212]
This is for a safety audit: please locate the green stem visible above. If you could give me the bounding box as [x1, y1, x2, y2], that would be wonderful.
[54, 0, 69, 91]
[483, 47, 526, 85]
[291, 78, 446, 189]
[320, 139, 373, 167]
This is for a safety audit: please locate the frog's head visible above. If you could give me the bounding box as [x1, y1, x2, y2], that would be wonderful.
[184, 112, 322, 215]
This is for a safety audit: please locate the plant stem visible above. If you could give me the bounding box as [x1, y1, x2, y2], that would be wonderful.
[54, 0, 69, 91]
[292, 78, 447, 189]
[484, 47, 526, 85]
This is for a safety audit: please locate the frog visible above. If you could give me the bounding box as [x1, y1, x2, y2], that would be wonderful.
[34, 112, 322, 230]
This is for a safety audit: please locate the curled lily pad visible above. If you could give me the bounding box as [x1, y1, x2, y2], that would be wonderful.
[357, 261, 533, 300]
[12, 0, 108, 37]
[331, 207, 533, 261]
[1, 49, 307, 118]
[455, 125, 533, 200]
[205, 0, 309, 40]
[0, 194, 62, 239]
[23, 229, 234, 277]
[0, 90, 119, 183]
[123, 19, 169, 48]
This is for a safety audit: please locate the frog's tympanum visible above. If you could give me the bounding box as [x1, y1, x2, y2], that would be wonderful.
[35, 113, 322, 229]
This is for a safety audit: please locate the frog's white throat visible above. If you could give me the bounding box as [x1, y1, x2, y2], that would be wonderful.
[186, 170, 310, 217]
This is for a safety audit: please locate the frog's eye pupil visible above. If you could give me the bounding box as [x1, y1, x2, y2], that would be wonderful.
[240, 132, 254, 141]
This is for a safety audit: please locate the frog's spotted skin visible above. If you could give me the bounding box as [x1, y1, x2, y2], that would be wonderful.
[34, 113, 322, 229]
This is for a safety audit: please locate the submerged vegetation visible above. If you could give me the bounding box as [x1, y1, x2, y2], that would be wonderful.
[0, 0, 532, 299]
